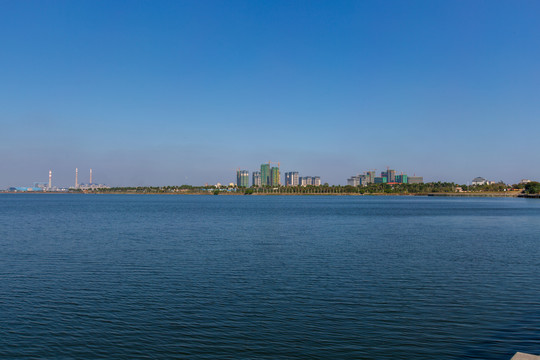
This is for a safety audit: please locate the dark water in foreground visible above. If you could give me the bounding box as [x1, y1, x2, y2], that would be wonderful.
[0, 194, 539, 359]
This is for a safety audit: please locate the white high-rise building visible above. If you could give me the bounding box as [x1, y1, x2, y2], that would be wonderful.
[285, 172, 299, 186]
[252, 171, 262, 187]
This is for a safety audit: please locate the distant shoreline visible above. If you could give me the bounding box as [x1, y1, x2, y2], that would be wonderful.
[0, 191, 529, 197]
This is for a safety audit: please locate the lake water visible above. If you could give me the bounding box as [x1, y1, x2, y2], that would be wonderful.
[0, 194, 539, 359]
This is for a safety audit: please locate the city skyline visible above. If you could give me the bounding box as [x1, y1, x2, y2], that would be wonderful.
[3, 163, 527, 190]
[1, 1, 540, 187]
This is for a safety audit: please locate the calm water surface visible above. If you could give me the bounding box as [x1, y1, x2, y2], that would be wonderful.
[0, 194, 539, 359]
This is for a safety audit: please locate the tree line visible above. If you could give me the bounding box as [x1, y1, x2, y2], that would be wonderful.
[84, 182, 531, 195]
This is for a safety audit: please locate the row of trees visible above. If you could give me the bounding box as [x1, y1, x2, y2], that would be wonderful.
[90, 185, 196, 193]
[77, 182, 533, 195]
[238, 182, 509, 194]
[523, 182, 540, 194]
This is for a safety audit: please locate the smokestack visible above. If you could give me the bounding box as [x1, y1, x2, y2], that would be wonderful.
[49, 170, 52, 189]
[75, 168, 78, 188]
[90, 168, 93, 184]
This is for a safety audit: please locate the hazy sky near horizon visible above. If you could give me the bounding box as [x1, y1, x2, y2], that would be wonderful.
[1, 1, 539, 187]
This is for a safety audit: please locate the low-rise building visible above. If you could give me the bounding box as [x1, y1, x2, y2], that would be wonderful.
[472, 177, 488, 186]
[9, 186, 43, 192]
[78, 183, 110, 190]
[408, 176, 424, 184]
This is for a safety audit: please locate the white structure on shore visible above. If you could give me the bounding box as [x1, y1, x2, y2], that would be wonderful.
[73, 168, 109, 190]
[78, 183, 110, 190]
[472, 177, 494, 186]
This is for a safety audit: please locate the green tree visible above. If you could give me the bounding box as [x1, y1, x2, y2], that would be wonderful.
[524, 182, 540, 194]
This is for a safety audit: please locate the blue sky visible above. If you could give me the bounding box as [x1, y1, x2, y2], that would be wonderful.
[1, 1, 539, 187]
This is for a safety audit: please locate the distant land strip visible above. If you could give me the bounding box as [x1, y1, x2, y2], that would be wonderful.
[2, 181, 539, 197]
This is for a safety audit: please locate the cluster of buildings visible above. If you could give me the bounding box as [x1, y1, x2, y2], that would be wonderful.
[7, 169, 109, 192]
[236, 162, 281, 187]
[236, 162, 322, 187]
[347, 168, 423, 186]
[8, 183, 66, 192]
[284, 172, 321, 187]
[9, 170, 67, 192]
[74, 168, 109, 190]
[471, 177, 496, 186]
[470, 177, 534, 186]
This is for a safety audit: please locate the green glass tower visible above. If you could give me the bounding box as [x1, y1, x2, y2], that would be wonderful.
[270, 167, 280, 186]
[260, 163, 270, 186]
[395, 174, 408, 184]
[236, 170, 249, 187]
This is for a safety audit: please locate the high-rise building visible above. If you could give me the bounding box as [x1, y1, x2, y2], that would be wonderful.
[252, 171, 262, 187]
[299, 177, 307, 186]
[285, 172, 299, 186]
[366, 171, 376, 184]
[347, 174, 368, 186]
[387, 169, 396, 183]
[348, 176, 359, 186]
[313, 176, 321, 186]
[270, 167, 280, 186]
[395, 174, 408, 184]
[349, 168, 419, 186]
[236, 170, 249, 187]
[261, 163, 270, 186]
[358, 174, 367, 186]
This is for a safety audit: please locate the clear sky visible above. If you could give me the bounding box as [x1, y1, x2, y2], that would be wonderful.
[1, 1, 539, 187]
